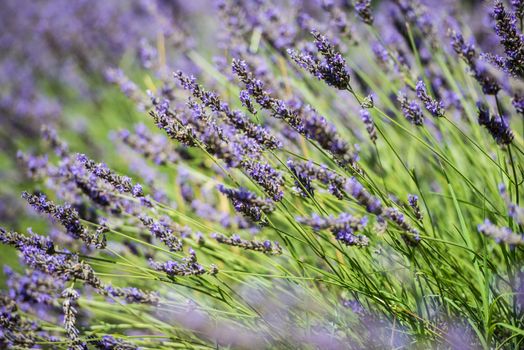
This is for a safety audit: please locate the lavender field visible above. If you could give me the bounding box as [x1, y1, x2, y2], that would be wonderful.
[1, 0, 524, 349]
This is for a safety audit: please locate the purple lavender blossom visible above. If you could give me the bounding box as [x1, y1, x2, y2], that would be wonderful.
[288, 30, 351, 90]
[513, 0, 524, 20]
[449, 30, 501, 95]
[345, 178, 383, 215]
[476, 102, 514, 145]
[61, 287, 85, 349]
[298, 213, 369, 247]
[384, 207, 420, 245]
[512, 94, 524, 115]
[149, 249, 212, 277]
[408, 194, 423, 221]
[239, 89, 258, 115]
[22, 192, 105, 248]
[117, 124, 180, 165]
[359, 109, 377, 143]
[103, 285, 159, 305]
[241, 159, 285, 201]
[415, 81, 444, 117]
[287, 160, 346, 199]
[354, 0, 374, 25]
[0, 293, 53, 348]
[217, 185, 275, 222]
[139, 214, 183, 251]
[398, 92, 424, 126]
[499, 184, 524, 225]
[174, 70, 281, 150]
[76, 154, 147, 200]
[4, 267, 63, 308]
[212, 233, 282, 255]
[233, 59, 358, 166]
[490, 1, 524, 78]
[93, 335, 138, 350]
[478, 219, 523, 245]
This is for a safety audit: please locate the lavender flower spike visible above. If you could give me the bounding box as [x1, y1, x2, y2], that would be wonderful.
[398, 92, 424, 126]
[499, 184, 524, 225]
[449, 29, 501, 95]
[77, 153, 147, 201]
[288, 160, 346, 199]
[345, 178, 383, 215]
[22, 192, 105, 248]
[354, 0, 374, 25]
[415, 80, 444, 117]
[212, 233, 282, 255]
[408, 194, 423, 221]
[298, 213, 369, 247]
[513, 0, 524, 20]
[476, 102, 514, 145]
[491, 1, 524, 78]
[139, 214, 183, 252]
[288, 31, 351, 90]
[359, 109, 377, 143]
[478, 219, 523, 245]
[149, 249, 216, 277]
[61, 288, 85, 349]
[384, 207, 421, 246]
[512, 94, 524, 116]
[217, 185, 275, 223]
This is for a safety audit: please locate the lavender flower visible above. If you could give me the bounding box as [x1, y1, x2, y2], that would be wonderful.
[0, 227, 55, 254]
[150, 95, 285, 200]
[1, 228, 158, 306]
[345, 178, 383, 215]
[287, 160, 346, 199]
[354, 0, 374, 25]
[490, 1, 524, 78]
[319, 0, 353, 38]
[383, 207, 420, 245]
[4, 267, 63, 307]
[42, 125, 69, 158]
[217, 185, 275, 223]
[449, 30, 501, 95]
[139, 214, 183, 251]
[117, 124, 180, 165]
[212, 233, 282, 255]
[398, 92, 424, 126]
[233, 59, 358, 166]
[149, 249, 213, 277]
[77, 154, 146, 199]
[103, 285, 159, 305]
[22, 192, 105, 248]
[105, 68, 149, 109]
[239, 89, 258, 115]
[298, 104, 359, 166]
[0, 294, 51, 348]
[174, 71, 281, 150]
[499, 184, 524, 225]
[415, 80, 444, 117]
[359, 109, 377, 143]
[61, 287, 85, 349]
[408, 194, 423, 221]
[241, 159, 285, 201]
[478, 219, 523, 245]
[93, 335, 138, 350]
[288, 30, 351, 90]
[476, 102, 514, 145]
[298, 213, 369, 247]
[512, 94, 524, 115]
[513, 0, 524, 20]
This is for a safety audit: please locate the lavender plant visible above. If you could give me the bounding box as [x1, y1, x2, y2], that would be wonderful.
[1, 0, 524, 349]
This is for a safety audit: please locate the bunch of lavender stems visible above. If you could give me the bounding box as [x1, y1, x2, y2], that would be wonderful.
[1, 1, 524, 349]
